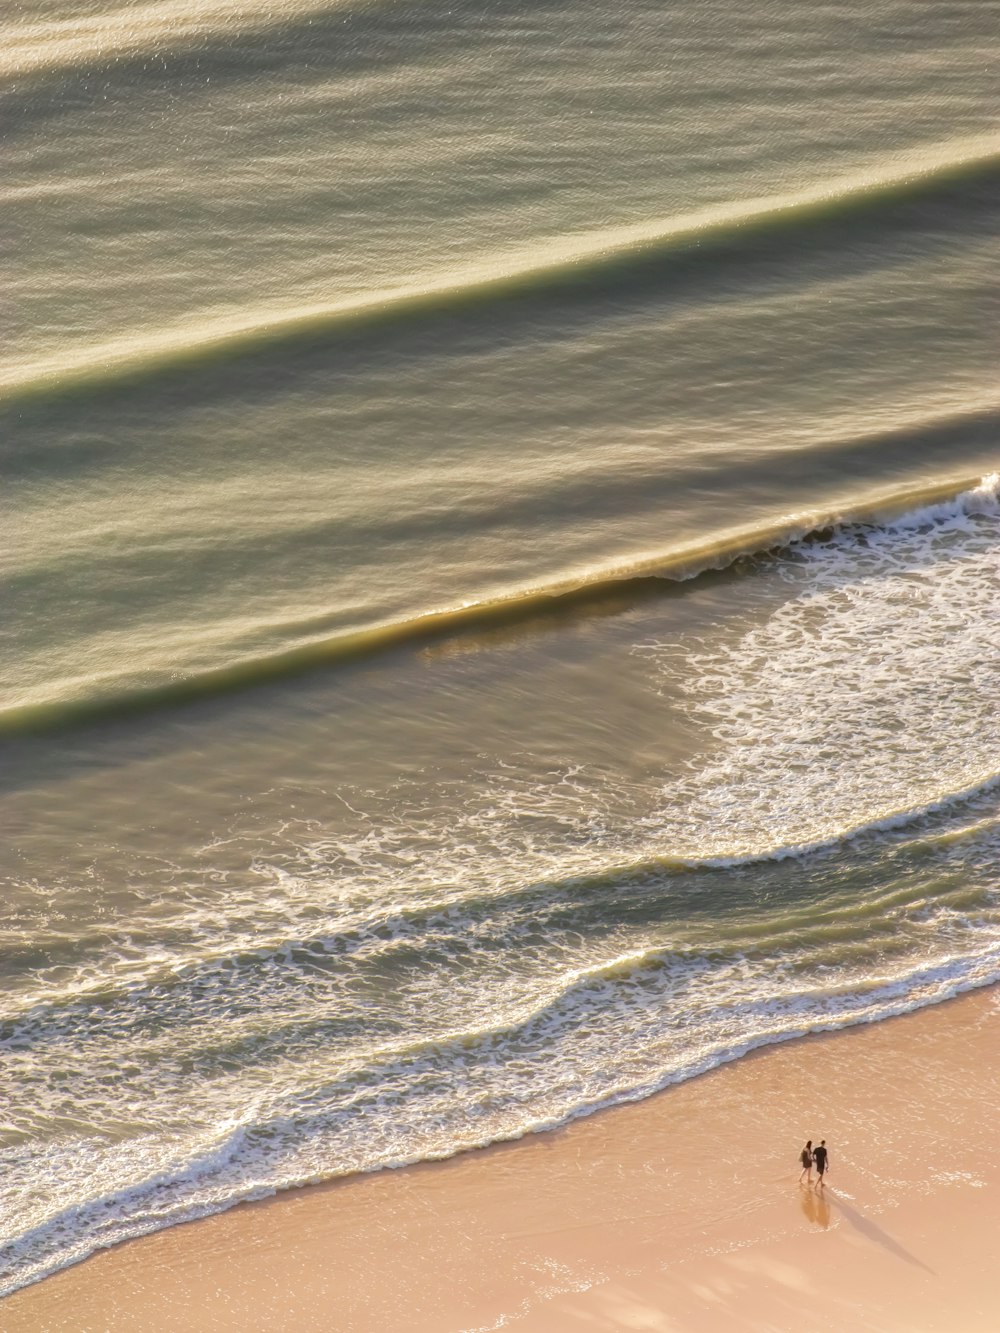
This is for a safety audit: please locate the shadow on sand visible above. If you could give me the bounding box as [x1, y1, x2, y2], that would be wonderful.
[827, 1191, 935, 1274]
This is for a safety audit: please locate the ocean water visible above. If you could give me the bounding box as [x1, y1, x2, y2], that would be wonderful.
[2, 0, 999, 1297]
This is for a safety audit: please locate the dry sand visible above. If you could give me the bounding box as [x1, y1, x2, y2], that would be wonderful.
[4, 986, 999, 1332]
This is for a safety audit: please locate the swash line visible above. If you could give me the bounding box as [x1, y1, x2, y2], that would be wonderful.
[6, 961, 1000, 1303]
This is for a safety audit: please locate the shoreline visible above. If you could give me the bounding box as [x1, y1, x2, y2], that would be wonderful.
[4, 984, 1000, 1331]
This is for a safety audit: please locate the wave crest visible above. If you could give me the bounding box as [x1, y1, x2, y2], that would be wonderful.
[3, 468, 997, 737]
[4, 136, 999, 408]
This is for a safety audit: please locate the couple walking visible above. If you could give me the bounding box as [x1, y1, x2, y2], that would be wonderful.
[798, 1139, 829, 1186]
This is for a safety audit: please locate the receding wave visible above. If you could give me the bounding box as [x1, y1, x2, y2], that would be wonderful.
[3, 135, 998, 408]
[9, 810, 996, 1028]
[2, 469, 995, 737]
[6, 941, 1000, 1300]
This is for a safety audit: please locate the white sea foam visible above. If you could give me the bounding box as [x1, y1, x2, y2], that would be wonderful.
[4, 478, 1000, 1297]
[637, 472, 1000, 863]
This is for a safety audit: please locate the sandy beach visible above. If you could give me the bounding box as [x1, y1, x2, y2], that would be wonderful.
[7, 0, 1000, 1325]
[4, 984, 998, 1332]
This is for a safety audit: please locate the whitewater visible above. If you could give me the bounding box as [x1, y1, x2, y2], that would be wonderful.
[3, 0, 998, 1302]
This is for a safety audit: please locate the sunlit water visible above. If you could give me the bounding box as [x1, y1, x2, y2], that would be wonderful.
[2, 0, 999, 1296]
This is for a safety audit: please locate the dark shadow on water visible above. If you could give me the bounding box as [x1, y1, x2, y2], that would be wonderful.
[828, 1192, 935, 1273]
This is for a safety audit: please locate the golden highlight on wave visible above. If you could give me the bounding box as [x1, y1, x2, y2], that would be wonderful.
[3, 0, 358, 80]
[2, 134, 998, 407]
[1, 468, 996, 738]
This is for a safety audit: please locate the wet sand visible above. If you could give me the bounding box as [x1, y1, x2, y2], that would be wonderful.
[4, 986, 998, 1332]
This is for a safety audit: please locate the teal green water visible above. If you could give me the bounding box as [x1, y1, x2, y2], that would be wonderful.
[2, 0, 999, 1296]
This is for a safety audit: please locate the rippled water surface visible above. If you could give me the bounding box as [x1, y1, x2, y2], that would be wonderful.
[3, 0, 999, 1296]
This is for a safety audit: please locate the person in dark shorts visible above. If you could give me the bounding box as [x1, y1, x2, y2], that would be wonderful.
[798, 1140, 813, 1184]
[813, 1140, 829, 1186]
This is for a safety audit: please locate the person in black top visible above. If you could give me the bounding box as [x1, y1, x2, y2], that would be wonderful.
[813, 1140, 829, 1186]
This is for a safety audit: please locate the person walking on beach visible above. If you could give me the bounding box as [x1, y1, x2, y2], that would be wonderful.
[798, 1140, 813, 1184]
[813, 1140, 829, 1187]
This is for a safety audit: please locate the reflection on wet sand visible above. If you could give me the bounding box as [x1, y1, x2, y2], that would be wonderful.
[799, 1184, 831, 1229]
